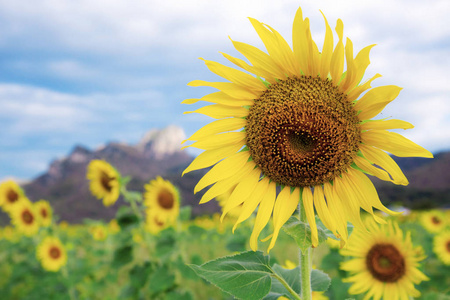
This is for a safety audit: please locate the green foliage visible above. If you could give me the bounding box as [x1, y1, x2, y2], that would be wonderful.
[282, 216, 328, 253]
[116, 206, 139, 230]
[311, 269, 331, 292]
[264, 264, 300, 300]
[112, 244, 133, 268]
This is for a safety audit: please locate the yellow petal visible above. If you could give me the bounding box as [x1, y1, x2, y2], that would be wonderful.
[360, 119, 414, 131]
[302, 187, 318, 247]
[182, 143, 243, 176]
[333, 175, 365, 230]
[231, 39, 285, 81]
[362, 130, 433, 158]
[182, 131, 246, 150]
[348, 44, 376, 91]
[347, 73, 382, 102]
[353, 155, 392, 183]
[268, 187, 300, 251]
[183, 118, 246, 143]
[359, 144, 409, 185]
[221, 168, 261, 221]
[292, 7, 311, 75]
[184, 104, 249, 119]
[354, 85, 402, 120]
[199, 58, 266, 91]
[220, 51, 272, 83]
[182, 91, 254, 106]
[319, 10, 333, 80]
[188, 80, 258, 99]
[324, 182, 348, 242]
[313, 185, 337, 236]
[199, 162, 256, 204]
[340, 37, 356, 92]
[194, 151, 250, 193]
[330, 19, 344, 84]
[233, 177, 270, 232]
[250, 181, 277, 251]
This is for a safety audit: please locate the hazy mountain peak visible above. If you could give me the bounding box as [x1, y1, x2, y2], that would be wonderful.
[138, 125, 186, 159]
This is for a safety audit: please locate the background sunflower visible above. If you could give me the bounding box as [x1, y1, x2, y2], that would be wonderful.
[10, 199, 40, 237]
[433, 231, 450, 265]
[86, 160, 121, 207]
[144, 176, 180, 224]
[36, 236, 67, 272]
[0, 180, 25, 213]
[34, 200, 53, 227]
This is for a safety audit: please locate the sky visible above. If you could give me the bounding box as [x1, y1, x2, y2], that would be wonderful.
[0, 0, 449, 181]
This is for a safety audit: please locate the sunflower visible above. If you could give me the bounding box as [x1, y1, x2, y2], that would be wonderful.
[34, 200, 53, 227]
[36, 236, 67, 272]
[86, 160, 121, 207]
[0, 179, 25, 212]
[144, 176, 180, 224]
[90, 224, 108, 241]
[182, 6, 432, 251]
[420, 210, 446, 233]
[145, 208, 169, 234]
[340, 219, 428, 300]
[433, 231, 450, 265]
[10, 199, 40, 236]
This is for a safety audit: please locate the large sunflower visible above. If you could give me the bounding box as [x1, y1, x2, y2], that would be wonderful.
[340, 220, 428, 300]
[10, 199, 40, 236]
[86, 160, 121, 207]
[0, 179, 25, 212]
[144, 176, 180, 224]
[36, 236, 67, 272]
[182, 6, 432, 251]
[34, 200, 53, 227]
[433, 230, 450, 265]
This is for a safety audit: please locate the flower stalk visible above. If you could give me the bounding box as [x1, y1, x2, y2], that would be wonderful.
[299, 200, 312, 300]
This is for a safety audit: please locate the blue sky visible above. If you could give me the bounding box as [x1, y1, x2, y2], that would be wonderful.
[0, 0, 449, 181]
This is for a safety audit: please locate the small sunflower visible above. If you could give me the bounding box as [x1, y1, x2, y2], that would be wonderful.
[0, 180, 25, 212]
[108, 219, 120, 234]
[10, 199, 40, 236]
[182, 6, 432, 251]
[145, 208, 169, 234]
[34, 200, 53, 227]
[36, 236, 67, 272]
[433, 231, 450, 265]
[144, 176, 180, 224]
[340, 219, 429, 300]
[86, 160, 121, 207]
[420, 210, 446, 233]
[90, 224, 108, 241]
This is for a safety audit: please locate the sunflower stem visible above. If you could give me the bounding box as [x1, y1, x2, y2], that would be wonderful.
[299, 201, 312, 300]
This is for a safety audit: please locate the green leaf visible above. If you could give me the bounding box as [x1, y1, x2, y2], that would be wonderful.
[225, 233, 247, 252]
[155, 228, 176, 258]
[263, 264, 300, 300]
[179, 206, 192, 221]
[112, 245, 133, 268]
[311, 269, 331, 292]
[116, 206, 139, 229]
[175, 256, 199, 280]
[165, 290, 194, 300]
[148, 265, 176, 294]
[129, 262, 154, 289]
[188, 251, 273, 300]
[282, 217, 328, 253]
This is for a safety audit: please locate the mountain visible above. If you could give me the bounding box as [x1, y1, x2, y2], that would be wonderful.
[1, 126, 448, 224]
[1, 125, 219, 224]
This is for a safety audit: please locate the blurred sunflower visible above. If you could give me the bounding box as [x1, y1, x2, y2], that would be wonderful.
[10, 199, 40, 236]
[108, 219, 120, 234]
[433, 231, 450, 265]
[420, 210, 446, 233]
[144, 176, 180, 224]
[182, 6, 432, 251]
[145, 208, 168, 234]
[340, 220, 428, 299]
[37, 236, 67, 272]
[86, 160, 121, 207]
[90, 224, 108, 241]
[35, 200, 53, 227]
[0, 180, 25, 212]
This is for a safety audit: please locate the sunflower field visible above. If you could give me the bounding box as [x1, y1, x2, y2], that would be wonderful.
[0, 169, 449, 300]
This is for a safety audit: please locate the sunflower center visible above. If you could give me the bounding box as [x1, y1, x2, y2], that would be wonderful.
[157, 189, 174, 209]
[49, 246, 61, 259]
[41, 208, 48, 218]
[7, 189, 19, 203]
[100, 172, 114, 192]
[154, 216, 165, 227]
[366, 243, 406, 283]
[246, 76, 360, 187]
[431, 216, 441, 225]
[446, 241, 450, 253]
[22, 210, 34, 224]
